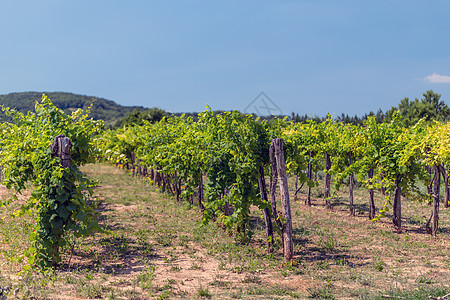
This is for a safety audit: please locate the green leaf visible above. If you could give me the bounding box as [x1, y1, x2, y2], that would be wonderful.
[66, 203, 77, 212]
[51, 217, 63, 230]
[56, 193, 69, 203]
[76, 210, 87, 221]
[56, 206, 70, 219]
[31, 189, 43, 199]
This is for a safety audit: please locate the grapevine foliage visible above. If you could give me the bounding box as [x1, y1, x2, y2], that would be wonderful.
[98, 107, 450, 237]
[0, 94, 102, 269]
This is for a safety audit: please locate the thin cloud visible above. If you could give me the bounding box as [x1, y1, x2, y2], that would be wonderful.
[424, 73, 450, 83]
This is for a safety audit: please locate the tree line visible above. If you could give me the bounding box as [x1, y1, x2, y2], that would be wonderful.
[291, 90, 449, 126]
[122, 90, 449, 128]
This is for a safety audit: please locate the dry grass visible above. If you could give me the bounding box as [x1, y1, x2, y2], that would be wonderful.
[0, 164, 449, 299]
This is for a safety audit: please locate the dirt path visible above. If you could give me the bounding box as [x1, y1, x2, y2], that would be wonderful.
[1, 163, 450, 299]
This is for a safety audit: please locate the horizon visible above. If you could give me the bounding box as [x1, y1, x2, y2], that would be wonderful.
[1, 89, 435, 120]
[0, 89, 444, 119]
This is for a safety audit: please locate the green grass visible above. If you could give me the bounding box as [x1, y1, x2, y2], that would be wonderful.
[0, 163, 449, 299]
[368, 286, 449, 299]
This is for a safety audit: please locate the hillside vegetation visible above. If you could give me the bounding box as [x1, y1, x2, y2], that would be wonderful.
[0, 92, 145, 126]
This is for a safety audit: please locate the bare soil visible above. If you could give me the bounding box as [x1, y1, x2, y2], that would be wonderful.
[1, 164, 449, 299]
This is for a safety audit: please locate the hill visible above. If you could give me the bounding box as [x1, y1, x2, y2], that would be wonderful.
[0, 92, 145, 126]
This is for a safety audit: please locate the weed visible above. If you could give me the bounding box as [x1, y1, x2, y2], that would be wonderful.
[154, 284, 173, 299]
[218, 260, 226, 270]
[85, 270, 94, 281]
[374, 258, 384, 271]
[334, 257, 348, 266]
[317, 261, 330, 270]
[155, 231, 175, 247]
[234, 230, 254, 245]
[190, 263, 202, 270]
[370, 286, 450, 300]
[135, 264, 156, 290]
[178, 235, 190, 247]
[318, 235, 339, 252]
[105, 289, 119, 300]
[350, 272, 372, 286]
[307, 286, 335, 299]
[416, 275, 434, 284]
[242, 274, 261, 284]
[196, 285, 212, 298]
[76, 283, 110, 299]
[209, 280, 231, 287]
[170, 265, 182, 272]
[247, 285, 301, 298]
[231, 288, 243, 299]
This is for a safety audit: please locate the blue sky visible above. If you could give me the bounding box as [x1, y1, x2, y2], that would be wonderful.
[2, 1, 450, 117]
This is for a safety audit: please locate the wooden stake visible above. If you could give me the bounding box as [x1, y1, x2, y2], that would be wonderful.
[392, 176, 402, 232]
[324, 152, 332, 209]
[368, 168, 376, 220]
[272, 138, 293, 262]
[306, 151, 313, 206]
[258, 165, 273, 253]
[51, 134, 71, 168]
[432, 165, 440, 236]
[348, 152, 355, 216]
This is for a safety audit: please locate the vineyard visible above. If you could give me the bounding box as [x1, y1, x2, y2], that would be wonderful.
[0, 95, 449, 299]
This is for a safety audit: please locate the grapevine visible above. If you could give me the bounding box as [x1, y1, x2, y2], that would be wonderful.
[0, 94, 102, 269]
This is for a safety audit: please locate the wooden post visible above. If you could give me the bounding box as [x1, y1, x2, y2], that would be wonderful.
[223, 187, 231, 216]
[306, 151, 313, 206]
[272, 138, 293, 262]
[198, 174, 205, 212]
[269, 142, 283, 235]
[167, 174, 175, 195]
[294, 171, 298, 200]
[348, 152, 355, 216]
[324, 152, 332, 209]
[440, 164, 449, 208]
[51, 134, 71, 168]
[143, 167, 148, 178]
[425, 166, 433, 197]
[50, 134, 71, 267]
[155, 169, 161, 187]
[258, 166, 274, 253]
[175, 173, 181, 202]
[432, 165, 440, 236]
[368, 168, 376, 220]
[137, 159, 142, 179]
[392, 176, 402, 232]
[129, 150, 136, 177]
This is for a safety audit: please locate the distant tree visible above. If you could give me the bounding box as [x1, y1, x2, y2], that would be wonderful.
[375, 108, 386, 123]
[120, 107, 167, 126]
[290, 112, 325, 123]
[288, 91, 450, 127]
[335, 113, 365, 125]
[386, 90, 450, 126]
